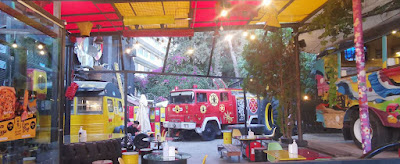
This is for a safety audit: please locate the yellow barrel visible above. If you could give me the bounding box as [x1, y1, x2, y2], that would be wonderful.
[222, 130, 232, 144]
[122, 152, 139, 164]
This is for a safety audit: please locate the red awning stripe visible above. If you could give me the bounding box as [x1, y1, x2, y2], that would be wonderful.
[123, 29, 194, 37]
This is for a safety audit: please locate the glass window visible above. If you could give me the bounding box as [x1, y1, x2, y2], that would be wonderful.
[196, 93, 207, 103]
[220, 92, 229, 102]
[76, 97, 103, 114]
[387, 33, 400, 66]
[137, 47, 143, 56]
[170, 91, 194, 104]
[118, 101, 123, 113]
[0, 4, 62, 163]
[107, 99, 114, 112]
[341, 38, 382, 77]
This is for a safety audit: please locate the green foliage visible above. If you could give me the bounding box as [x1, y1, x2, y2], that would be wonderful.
[324, 55, 338, 107]
[301, 0, 353, 47]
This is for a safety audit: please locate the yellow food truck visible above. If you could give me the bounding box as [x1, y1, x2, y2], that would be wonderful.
[70, 81, 124, 135]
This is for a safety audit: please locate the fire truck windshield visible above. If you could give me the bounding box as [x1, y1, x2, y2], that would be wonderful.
[170, 91, 195, 104]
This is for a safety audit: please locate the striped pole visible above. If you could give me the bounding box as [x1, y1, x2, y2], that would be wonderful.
[352, 0, 372, 154]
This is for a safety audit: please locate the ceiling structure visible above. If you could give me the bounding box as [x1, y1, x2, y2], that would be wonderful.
[34, 0, 328, 37]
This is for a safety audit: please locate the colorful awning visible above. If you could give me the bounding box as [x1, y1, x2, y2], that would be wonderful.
[35, 0, 328, 37]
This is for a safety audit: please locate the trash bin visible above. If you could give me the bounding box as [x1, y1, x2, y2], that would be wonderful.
[254, 147, 267, 162]
[222, 130, 232, 144]
[139, 148, 153, 164]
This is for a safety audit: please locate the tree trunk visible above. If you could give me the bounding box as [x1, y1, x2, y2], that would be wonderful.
[228, 40, 240, 77]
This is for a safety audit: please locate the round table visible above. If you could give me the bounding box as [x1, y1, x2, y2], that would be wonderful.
[143, 152, 191, 164]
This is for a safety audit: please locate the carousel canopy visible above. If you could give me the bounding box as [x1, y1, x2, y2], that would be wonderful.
[33, 0, 328, 37]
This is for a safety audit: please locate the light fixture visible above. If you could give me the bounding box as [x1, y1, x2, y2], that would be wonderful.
[250, 34, 256, 40]
[37, 44, 44, 50]
[134, 41, 140, 49]
[225, 34, 233, 41]
[11, 41, 18, 48]
[392, 30, 397, 34]
[242, 31, 248, 37]
[221, 9, 228, 17]
[220, 26, 224, 31]
[303, 95, 309, 101]
[396, 51, 400, 57]
[125, 48, 132, 54]
[94, 25, 103, 44]
[262, 0, 272, 6]
[187, 48, 194, 54]
[250, 78, 253, 82]
[39, 50, 46, 55]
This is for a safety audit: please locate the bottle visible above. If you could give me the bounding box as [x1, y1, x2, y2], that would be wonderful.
[78, 126, 84, 142]
[163, 141, 169, 157]
[292, 140, 298, 155]
[288, 142, 293, 154]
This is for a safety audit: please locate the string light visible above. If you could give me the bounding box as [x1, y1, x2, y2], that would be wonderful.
[392, 30, 397, 34]
[303, 95, 309, 101]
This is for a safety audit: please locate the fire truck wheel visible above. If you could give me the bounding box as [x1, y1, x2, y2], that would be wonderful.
[180, 130, 196, 141]
[350, 111, 389, 149]
[258, 98, 279, 135]
[202, 123, 217, 141]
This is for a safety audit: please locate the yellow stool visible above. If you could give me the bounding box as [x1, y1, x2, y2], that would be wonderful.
[122, 152, 139, 164]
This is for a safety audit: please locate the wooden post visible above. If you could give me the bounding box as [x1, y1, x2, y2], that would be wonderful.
[352, 0, 372, 154]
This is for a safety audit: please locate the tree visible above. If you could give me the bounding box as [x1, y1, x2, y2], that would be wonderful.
[242, 29, 317, 139]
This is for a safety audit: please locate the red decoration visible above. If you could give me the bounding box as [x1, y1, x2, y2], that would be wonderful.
[69, 36, 77, 43]
[65, 82, 79, 100]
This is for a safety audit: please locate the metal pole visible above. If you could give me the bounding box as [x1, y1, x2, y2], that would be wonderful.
[243, 88, 248, 135]
[207, 35, 217, 76]
[294, 27, 304, 142]
[64, 45, 73, 137]
[352, 0, 372, 154]
[162, 37, 172, 73]
[119, 36, 128, 147]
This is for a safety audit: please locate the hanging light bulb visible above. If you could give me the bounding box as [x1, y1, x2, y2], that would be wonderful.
[220, 26, 224, 31]
[134, 41, 140, 49]
[243, 31, 248, 37]
[125, 48, 132, 54]
[11, 40, 18, 48]
[187, 48, 194, 55]
[262, 0, 272, 6]
[37, 44, 44, 50]
[39, 50, 46, 55]
[221, 9, 228, 17]
[250, 34, 256, 40]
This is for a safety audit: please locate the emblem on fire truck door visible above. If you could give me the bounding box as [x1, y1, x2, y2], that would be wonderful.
[224, 111, 233, 123]
[174, 105, 182, 113]
[219, 104, 225, 112]
[200, 105, 207, 114]
[249, 98, 258, 114]
[209, 93, 219, 106]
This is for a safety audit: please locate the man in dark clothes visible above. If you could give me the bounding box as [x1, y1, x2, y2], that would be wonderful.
[127, 121, 141, 137]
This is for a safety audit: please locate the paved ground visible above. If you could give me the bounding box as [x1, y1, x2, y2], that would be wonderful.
[166, 133, 398, 163]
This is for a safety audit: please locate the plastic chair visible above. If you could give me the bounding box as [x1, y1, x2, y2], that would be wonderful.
[267, 142, 283, 162]
[118, 158, 125, 164]
[202, 155, 208, 164]
[232, 129, 242, 145]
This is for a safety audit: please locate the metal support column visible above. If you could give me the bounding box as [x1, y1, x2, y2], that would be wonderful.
[162, 37, 172, 73]
[294, 27, 304, 144]
[382, 35, 388, 69]
[119, 36, 128, 147]
[207, 35, 217, 76]
[243, 88, 248, 135]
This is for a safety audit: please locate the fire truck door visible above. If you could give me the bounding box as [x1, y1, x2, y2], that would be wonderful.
[220, 92, 234, 124]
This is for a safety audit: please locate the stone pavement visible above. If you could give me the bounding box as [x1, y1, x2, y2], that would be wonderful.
[166, 133, 398, 163]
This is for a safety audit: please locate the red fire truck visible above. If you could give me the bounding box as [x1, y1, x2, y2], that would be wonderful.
[163, 85, 277, 140]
